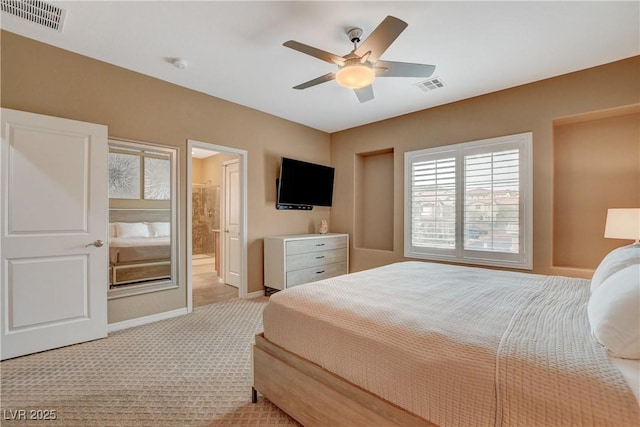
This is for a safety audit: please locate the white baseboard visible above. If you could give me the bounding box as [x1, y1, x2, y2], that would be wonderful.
[245, 290, 265, 299]
[107, 307, 188, 333]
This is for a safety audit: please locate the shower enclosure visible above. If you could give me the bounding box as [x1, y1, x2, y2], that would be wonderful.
[192, 183, 220, 261]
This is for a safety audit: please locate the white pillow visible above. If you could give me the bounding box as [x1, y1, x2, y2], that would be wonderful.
[114, 222, 149, 238]
[147, 222, 170, 237]
[591, 244, 640, 293]
[109, 223, 117, 238]
[588, 264, 640, 359]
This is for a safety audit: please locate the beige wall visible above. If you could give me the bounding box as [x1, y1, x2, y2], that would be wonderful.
[330, 56, 640, 278]
[3, 30, 639, 324]
[192, 153, 238, 186]
[1, 31, 331, 323]
[354, 149, 394, 251]
[202, 152, 239, 186]
[192, 158, 204, 184]
[553, 107, 640, 269]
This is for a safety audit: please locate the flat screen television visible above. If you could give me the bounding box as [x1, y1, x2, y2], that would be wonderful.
[276, 157, 335, 210]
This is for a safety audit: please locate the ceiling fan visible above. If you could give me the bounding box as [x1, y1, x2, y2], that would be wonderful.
[283, 15, 436, 103]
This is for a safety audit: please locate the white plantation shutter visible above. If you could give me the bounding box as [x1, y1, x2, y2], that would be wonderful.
[405, 133, 532, 269]
[463, 149, 519, 253]
[410, 154, 456, 250]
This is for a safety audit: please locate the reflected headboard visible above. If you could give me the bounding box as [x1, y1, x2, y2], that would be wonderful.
[109, 209, 171, 223]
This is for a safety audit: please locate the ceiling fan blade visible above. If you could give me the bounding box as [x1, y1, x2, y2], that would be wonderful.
[353, 85, 374, 103]
[355, 16, 408, 63]
[283, 40, 345, 66]
[293, 73, 337, 90]
[375, 61, 436, 78]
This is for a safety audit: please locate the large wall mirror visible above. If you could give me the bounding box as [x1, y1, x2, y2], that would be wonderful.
[107, 138, 179, 299]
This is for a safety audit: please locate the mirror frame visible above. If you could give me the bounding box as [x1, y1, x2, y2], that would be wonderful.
[107, 137, 179, 299]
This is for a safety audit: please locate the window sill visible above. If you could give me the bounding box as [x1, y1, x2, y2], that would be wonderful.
[404, 250, 532, 271]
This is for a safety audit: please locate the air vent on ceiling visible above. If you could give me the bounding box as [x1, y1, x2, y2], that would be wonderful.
[1, 0, 66, 32]
[415, 77, 445, 92]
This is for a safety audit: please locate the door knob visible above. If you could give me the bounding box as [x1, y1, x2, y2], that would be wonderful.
[86, 240, 104, 248]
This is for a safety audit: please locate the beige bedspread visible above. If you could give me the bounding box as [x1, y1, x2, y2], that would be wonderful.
[109, 237, 170, 264]
[263, 261, 639, 427]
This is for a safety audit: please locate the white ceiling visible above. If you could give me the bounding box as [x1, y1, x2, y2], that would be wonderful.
[1, 1, 638, 133]
[191, 147, 219, 159]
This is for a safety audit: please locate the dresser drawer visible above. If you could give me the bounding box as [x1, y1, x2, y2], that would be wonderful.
[286, 262, 348, 288]
[286, 248, 347, 271]
[286, 236, 347, 255]
[264, 233, 349, 292]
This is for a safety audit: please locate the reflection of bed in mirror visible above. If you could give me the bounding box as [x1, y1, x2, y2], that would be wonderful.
[108, 209, 171, 287]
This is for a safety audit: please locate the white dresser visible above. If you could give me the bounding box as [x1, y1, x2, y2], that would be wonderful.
[264, 233, 349, 291]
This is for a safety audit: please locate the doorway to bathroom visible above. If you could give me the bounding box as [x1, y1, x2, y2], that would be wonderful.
[191, 173, 229, 307]
[187, 140, 247, 310]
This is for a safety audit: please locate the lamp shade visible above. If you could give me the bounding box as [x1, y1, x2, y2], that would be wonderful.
[604, 208, 640, 241]
[335, 64, 375, 89]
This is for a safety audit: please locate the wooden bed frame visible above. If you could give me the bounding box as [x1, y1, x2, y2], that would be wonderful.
[252, 333, 436, 427]
[109, 259, 171, 286]
[109, 208, 172, 287]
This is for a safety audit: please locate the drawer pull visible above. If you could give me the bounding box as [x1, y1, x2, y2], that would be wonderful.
[315, 270, 325, 274]
[315, 243, 325, 246]
[315, 256, 325, 259]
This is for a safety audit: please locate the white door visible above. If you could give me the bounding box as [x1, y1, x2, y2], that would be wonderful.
[1, 109, 108, 360]
[223, 160, 240, 288]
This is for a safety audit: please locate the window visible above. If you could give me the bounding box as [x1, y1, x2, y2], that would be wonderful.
[404, 132, 532, 269]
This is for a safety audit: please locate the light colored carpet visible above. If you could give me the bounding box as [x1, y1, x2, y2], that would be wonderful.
[1, 298, 300, 426]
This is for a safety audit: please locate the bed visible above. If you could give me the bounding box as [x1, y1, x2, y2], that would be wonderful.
[108, 220, 171, 286]
[252, 254, 640, 426]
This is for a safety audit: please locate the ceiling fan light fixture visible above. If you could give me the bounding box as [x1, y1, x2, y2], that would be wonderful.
[336, 63, 375, 89]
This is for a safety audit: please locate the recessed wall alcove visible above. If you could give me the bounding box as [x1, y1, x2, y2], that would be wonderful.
[552, 105, 639, 269]
[354, 148, 394, 251]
